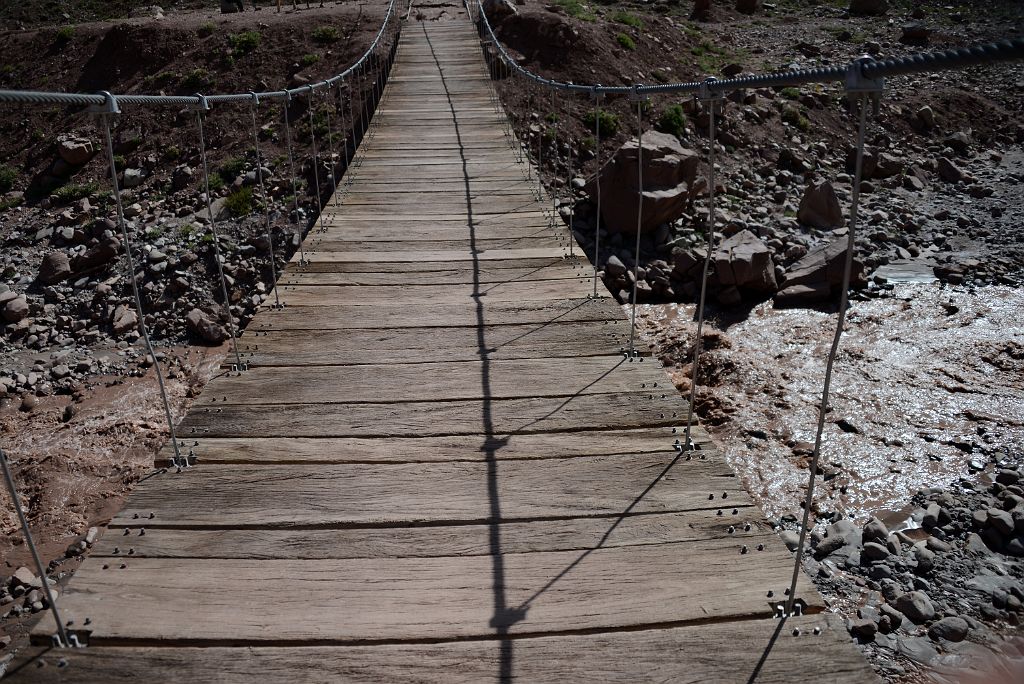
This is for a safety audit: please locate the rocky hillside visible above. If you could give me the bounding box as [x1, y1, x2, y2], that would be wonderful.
[483, 0, 1024, 309]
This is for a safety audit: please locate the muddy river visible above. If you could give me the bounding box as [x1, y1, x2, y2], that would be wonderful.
[635, 283, 1024, 528]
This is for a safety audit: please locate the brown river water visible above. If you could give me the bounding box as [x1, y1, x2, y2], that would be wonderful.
[634, 283, 1024, 528]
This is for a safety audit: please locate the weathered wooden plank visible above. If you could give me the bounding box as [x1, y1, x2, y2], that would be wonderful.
[289, 247, 569, 265]
[192, 357, 666, 406]
[114, 454, 745, 527]
[235, 320, 627, 365]
[276, 263, 584, 285]
[177, 391, 692, 438]
[94, 509, 763, 560]
[276, 280, 593, 305]
[12, 615, 876, 683]
[252, 297, 620, 330]
[311, 222, 562, 241]
[33, 540, 822, 644]
[158, 424, 714, 465]
[289, 257, 583, 275]
[302, 237, 567, 254]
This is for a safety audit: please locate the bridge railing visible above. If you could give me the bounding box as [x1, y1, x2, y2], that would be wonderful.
[472, 0, 1023, 617]
[0, 0, 410, 648]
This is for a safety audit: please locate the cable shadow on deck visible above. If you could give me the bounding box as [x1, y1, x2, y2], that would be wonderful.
[421, 21, 521, 683]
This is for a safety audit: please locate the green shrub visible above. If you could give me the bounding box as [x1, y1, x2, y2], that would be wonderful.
[583, 109, 619, 138]
[198, 22, 216, 38]
[616, 33, 636, 51]
[610, 11, 643, 29]
[780, 87, 800, 100]
[544, 112, 559, 123]
[0, 165, 16, 194]
[53, 183, 98, 204]
[0, 195, 23, 211]
[781, 105, 810, 132]
[165, 145, 181, 161]
[224, 187, 254, 217]
[54, 26, 74, 44]
[207, 173, 225, 192]
[219, 157, 247, 182]
[300, 53, 320, 67]
[311, 26, 340, 44]
[228, 31, 260, 55]
[182, 68, 212, 91]
[656, 104, 687, 138]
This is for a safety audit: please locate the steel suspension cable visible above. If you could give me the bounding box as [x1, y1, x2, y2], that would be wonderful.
[785, 94, 871, 617]
[628, 93, 644, 358]
[195, 107, 245, 371]
[591, 90, 602, 299]
[248, 94, 281, 309]
[281, 94, 306, 265]
[1, 446, 70, 647]
[98, 109, 184, 469]
[305, 87, 327, 236]
[683, 85, 720, 451]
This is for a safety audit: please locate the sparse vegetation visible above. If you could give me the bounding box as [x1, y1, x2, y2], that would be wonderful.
[781, 105, 810, 132]
[551, 0, 595, 21]
[228, 31, 261, 55]
[300, 53, 320, 68]
[219, 157, 247, 183]
[0, 165, 16, 194]
[544, 112, 559, 124]
[197, 22, 216, 38]
[780, 87, 801, 100]
[224, 187, 254, 217]
[583, 109, 619, 138]
[312, 26, 340, 44]
[54, 26, 74, 44]
[616, 33, 636, 51]
[207, 173, 225, 192]
[610, 11, 643, 29]
[53, 183, 98, 204]
[164, 145, 181, 161]
[656, 104, 687, 138]
[182, 68, 212, 91]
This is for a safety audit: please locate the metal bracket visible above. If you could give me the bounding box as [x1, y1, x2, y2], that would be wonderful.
[249, 91, 260, 106]
[845, 55, 884, 116]
[591, 85, 603, 102]
[188, 93, 211, 113]
[87, 91, 120, 117]
[628, 85, 649, 103]
[697, 77, 723, 103]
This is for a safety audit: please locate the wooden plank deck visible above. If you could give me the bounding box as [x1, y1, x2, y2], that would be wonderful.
[18, 15, 875, 683]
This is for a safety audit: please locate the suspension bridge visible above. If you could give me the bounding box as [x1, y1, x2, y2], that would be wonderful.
[3, 1, 1022, 681]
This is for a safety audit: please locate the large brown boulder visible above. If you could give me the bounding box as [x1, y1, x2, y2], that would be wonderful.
[735, 0, 762, 14]
[595, 131, 699, 236]
[37, 251, 72, 285]
[186, 308, 229, 344]
[713, 230, 777, 293]
[774, 238, 864, 305]
[797, 182, 843, 229]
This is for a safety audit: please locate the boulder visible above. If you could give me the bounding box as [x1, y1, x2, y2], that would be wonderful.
[713, 229, 777, 294]
[37, 251, 72, 285]
[849, 0, 888, 16]
[900, 22, 930, 45]
[774, 238, 864, 305]
[186, 308, 229, 344]
[2, 295, 29, 323]
[122, 168, 145, 189]
[482, 0, 517, 20]
[928, 616, 968, 642]
[56, 138, 97, 167]
[937, 157, 965, 183]
[797, 182, 843, 228]
[73, 236, 121, 274]
[895, 591, 935, 623]
[595, 131, 699, 235]
[862, 517, 889, 544]
[128, 5, 164, 18]
[735, 0, 761, 14]
[111, 305, 137, 335]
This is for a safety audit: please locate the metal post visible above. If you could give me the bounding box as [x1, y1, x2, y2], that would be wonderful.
[248, 93, 281, 309]
[305, 86, 327, 236]
[785, 59, 882, 616]
[194, 99, 245, 372]
[628, 89, 645, 358]
[345, 77, 356, 186]
[536, 100, 543, 199]
[92, 95, 185, 470]
[683, 79, 721, 450]
[592, 88, 603, 298]
[1, 447, 71, 647]
[550, 89, 558, 234]
[281, 92, 306, 265]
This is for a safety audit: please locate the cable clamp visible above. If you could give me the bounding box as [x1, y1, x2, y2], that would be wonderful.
[249, 91, 260, 106]
[628, 84, 648, 103]
[87, 91, 120, 117]
[697, 77, 722, 103]
[845, 56, 884, 114]
[187, 93, 211, 113]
